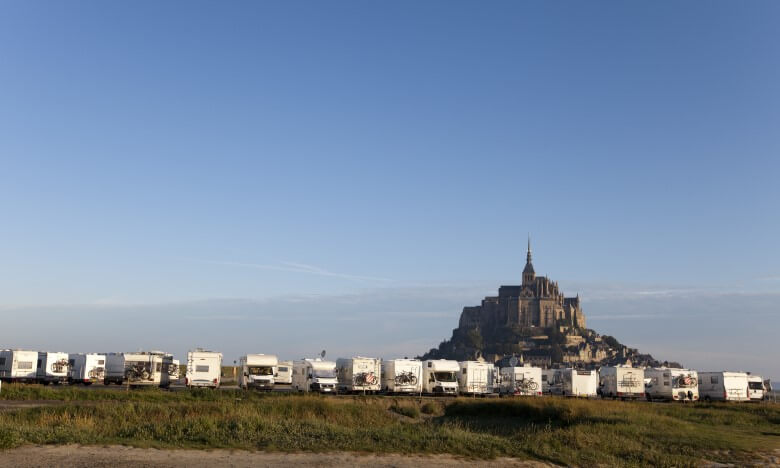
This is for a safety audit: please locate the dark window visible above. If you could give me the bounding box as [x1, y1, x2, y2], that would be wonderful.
[0, 358, 5, 366]
[195, 365, 209, 373]
[711, 376, 718, 384]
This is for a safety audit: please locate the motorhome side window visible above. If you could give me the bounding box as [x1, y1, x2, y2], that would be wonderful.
[196, 365, 209, 373]
[98, 360, 105, 365]
[19, 362, 32, 369]
[156, 363, 162, 372]
[711, 376, 718, 384]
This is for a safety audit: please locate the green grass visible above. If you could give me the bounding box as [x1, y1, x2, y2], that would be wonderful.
[0, 384, 778, 467]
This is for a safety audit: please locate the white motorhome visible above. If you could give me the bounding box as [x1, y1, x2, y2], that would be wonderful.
[336, 357, 381, 393]
[699, 372, 749, 402]
[292, 358, 338, 393]
[422, 360, 459, 395]
[186, 349, 222, 388]
[500, 365, 543, 396]
[645, 368, 699, 402]
[558, 368, 599, 397]
[239, 354, 278, 390]
[381, 359, 422, 394]
[125, 351, 168, 386]
[598, 366, 645, 399]
[457, 361, 495, 395]
[0, 349, 38, 382]
[747, 374, 765, 401]
[276, 360, 293, 386]
[68, 353, 106, 385]
[36, 351, 70, 385]
[161, 356, 179, 388]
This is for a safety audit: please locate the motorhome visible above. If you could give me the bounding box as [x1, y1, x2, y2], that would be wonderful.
[292, 358, 338, 393]
[747, 374, 765, 401]
[186, 349, 222, 388]
[559, 368, 599, 397]
[644, 368, 699, 402]
[0, 349, 38, 382]
[161, 355, 179, 388]
[598, 366, 645, 399]
[457, 361, 495, 395]
[499, 365, 543, 396]
[336, 357, 381, 393]
[699, 372, 749, 402]
[238, 354, 278, 390]
[276, 360, 293, 385]
[68, 353, 106, 385]
[104, 351, 167, 386]
[422, 360, 459, 395]
[36, 351, 70, 385]
[381, 359, 422, 394]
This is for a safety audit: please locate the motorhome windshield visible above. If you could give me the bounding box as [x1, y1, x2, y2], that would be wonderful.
[433, 371, 456, 382]
[748, 381, 764, 390]
[313, 369, 336, 379]
[248, 366, 274, 376]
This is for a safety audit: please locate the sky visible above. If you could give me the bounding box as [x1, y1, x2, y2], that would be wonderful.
[1, 2, 779, 377]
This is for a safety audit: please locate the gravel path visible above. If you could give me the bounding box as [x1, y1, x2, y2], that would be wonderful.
[1, 445, 557, 467]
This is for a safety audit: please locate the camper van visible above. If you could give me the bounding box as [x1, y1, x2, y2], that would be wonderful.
[747, 374, 765, 401]
[0, 349, 38, 382]
[239, 354, 278, 390]
[422, 360, 459, 395]
[68, 353, 106, 385]
[381, 359, 423, 394]
[559, 368, 599, 397]
[500, 365, 543, 396]
[699, 372, 749, 401]
[186, 349, 222, 388]
[161, 356, 179, 388]
[124, 351, 168, 386]
[276, 360, 293, 386]
[292, 358, 338, 393]
[645, 368, 699, 402]
[336, 357, 381, 393]
[457, 361, 495, 395]
[599, 366, 645, 400]
[598, 366, 645, 399]
[36, 351, 70, 385]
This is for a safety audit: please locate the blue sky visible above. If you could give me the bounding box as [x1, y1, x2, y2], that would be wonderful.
[1, 2, 779, 377]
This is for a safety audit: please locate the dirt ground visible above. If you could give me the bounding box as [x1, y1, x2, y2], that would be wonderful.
[1, 445, 557, 467]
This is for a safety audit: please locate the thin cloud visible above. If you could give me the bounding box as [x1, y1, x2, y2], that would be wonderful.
[196, 259, 393, 283]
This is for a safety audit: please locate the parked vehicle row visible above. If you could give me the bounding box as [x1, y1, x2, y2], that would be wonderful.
[0, 348, 772, 401]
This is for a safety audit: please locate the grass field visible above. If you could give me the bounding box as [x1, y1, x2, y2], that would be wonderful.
[0, 384, 778, 467]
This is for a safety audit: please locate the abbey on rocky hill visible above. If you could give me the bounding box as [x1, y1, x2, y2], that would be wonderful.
[458, 238, 586, 331]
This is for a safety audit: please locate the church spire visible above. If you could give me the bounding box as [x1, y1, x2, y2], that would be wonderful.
[523, 234, 535, 284]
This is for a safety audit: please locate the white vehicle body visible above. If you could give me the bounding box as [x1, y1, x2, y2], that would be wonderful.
[161, 356, 179, 388]
[0, 350, 38, 382]
[381, 359, 422, 394]
[500, 366, 543, 396]
[292, 359, 338, 393]
[36, 352, 70, 384]
[457, 361, 495, 395]
[699, 372, 749, 402]
[422, 360, 459, 395]
[239, 354, 278, 390]
[645, 368, 699, 402]
[276, 360, 293, 385]
[123, 351, 167, 386]
[186, 350, 222, 388]
[336, 357, 381, 393]
[547, 368, 598, 397]
[599, 366, 645, 399]
[68, 353, 106, 385]
[747, 375, 765, 401]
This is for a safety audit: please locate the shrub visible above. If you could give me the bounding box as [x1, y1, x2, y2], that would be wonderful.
[420, 402, 438, 415]
[390, 404, 419, 419]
